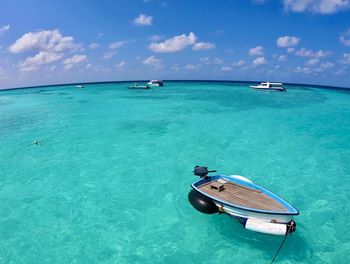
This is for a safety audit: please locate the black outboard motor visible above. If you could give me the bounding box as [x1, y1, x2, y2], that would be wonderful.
[193, 166, 217, 177]
[189, 166, 219, 214]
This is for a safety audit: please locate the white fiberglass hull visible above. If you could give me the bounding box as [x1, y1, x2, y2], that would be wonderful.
[250, 86, 285, 91]
[213, 201, 294, 223]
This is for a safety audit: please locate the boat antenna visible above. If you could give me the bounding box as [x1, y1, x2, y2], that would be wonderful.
[270, 221, 296, 264]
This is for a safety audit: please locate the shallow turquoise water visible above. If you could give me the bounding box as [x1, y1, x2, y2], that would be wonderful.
[1, 82, 350, 263]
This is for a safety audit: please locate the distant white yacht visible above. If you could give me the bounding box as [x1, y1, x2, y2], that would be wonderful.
[128, 83, 150, 89]
[147, 80, 164, 87]
[250, 82, 285, 92]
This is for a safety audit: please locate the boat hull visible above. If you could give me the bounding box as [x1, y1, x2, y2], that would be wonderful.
[189, 174, 298, 235]
[213, 201, 294, 223]
[191, 174, 298, 222]
[128, 86, 150, 89]
[250, 86, 286, 91]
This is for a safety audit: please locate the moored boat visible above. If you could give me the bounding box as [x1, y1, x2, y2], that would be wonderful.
[250, 82, 285, 91]
[147, 80, 164, 87]
[128, 83, 151, 89]
[188, 166, 298, 235]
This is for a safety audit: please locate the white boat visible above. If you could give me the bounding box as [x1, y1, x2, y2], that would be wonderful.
[250, 82, 285, 91]
[76, 85, 84, 88]
[128, 83, 150, 89]
[188, 166, 298, 236]
[147, 80, 164, 87]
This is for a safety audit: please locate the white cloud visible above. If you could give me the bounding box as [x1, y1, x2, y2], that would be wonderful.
[9, 29, 80, 53]
[63, 54, 86, 70]
[295, 66, 312, 74]
[320, 61, 334, 69]
[340, 36, 350, 46]
[64, 64, 73, 70]
[249, 46, 264, 56]
[232, 60, 246, 66]
[277, 36, 300, 47]
[221, 66, 232, 71]
[198, 57, 223, 64]
[296, 61, 335, 74]
[115, 61, 126, 68]
[0, 24, 10, 35]
[287, 47, 295, 53]
[19, 51, 62, 72]
[109, 41, 127, 49]
[283, 0, 350, 14]
[149, 32, 196, 53]
[199, 57, 210, 64]
[64, 54, 86, 65]
[341, 53, 350, 64]
[213, 58, 223, 64]
[185, 64, 202, 70]
[89, 43, 99, 49]
[307, 58, 320, 65]
[278, 55, 288, 61]
[134, 14, 153, 26]
[102, 51, 116, 59]
[192, 42, 215, 51]
[340, 28, 350, 46]
[253, 56, 267, 66]
[86, 63, 92, 69]
[295, 48, 330, 58]
[142, 56, 162, 67]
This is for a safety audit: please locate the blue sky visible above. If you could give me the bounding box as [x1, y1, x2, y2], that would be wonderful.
[1, 0, 350, 88]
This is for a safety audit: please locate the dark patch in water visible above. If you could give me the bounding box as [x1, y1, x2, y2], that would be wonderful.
[120, 119, 171, 136]
[0, 115, 38, 135]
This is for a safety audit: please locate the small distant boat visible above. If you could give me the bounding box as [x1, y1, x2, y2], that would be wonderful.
[147, 80, 164, 87]
[76, 85, 84, 88]
[250, 82, 285, 92]
[128, 83, 151, 89]
[188, 166, 298, 236]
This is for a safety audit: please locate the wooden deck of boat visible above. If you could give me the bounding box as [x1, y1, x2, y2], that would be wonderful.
[198, 180, 288, 212]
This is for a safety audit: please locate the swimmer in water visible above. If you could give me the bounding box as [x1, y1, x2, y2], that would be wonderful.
[27, 140, 40, 146]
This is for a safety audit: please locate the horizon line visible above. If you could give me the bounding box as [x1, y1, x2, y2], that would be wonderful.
[1, 79, 349, 92]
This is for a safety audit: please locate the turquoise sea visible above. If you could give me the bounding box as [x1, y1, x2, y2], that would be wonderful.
[1, 81, 350, 263]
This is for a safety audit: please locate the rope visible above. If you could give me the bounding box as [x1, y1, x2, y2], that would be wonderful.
[270, 224, 292, 264]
